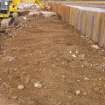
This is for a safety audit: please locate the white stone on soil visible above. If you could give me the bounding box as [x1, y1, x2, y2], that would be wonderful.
[72, 54, 76, 58]
[84, 77, 89, 81]
[17, 85, 24, 90]
[76, 90, 81, 95]
[91, 44, 99, 49]
[34, 82, 42, 88]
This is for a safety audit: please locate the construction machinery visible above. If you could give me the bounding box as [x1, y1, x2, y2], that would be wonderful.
[0, 0, 46, 27]
[0, 0, 20, 18]
[0, 0, 45, 19]
[0, 0, 20, 27]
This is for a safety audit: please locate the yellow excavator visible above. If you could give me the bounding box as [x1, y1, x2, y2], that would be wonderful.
[0, 0, 45, 27]
[0, 0, 20, 27]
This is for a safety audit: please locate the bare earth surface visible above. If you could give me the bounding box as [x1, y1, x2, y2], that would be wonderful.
[0, 15, 105, 105]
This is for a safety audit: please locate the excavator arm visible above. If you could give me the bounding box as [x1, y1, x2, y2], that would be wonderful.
[34, 0, 45, 10]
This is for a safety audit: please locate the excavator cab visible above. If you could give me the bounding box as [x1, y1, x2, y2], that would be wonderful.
[0, 0, 11, 18]
[0, 0, 19, 18]
[0, 0, 19, 27]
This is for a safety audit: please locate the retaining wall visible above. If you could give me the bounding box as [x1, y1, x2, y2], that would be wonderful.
[48, 2, 105, 48]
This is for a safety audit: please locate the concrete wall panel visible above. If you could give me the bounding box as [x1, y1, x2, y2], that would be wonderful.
[49, 2, 105, 49]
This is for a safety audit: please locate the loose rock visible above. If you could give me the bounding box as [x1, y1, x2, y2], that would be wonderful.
[76, 90, 81, 95]
[84, 77, 89, 81]
[91, 44, 99, 49]
[72, 54, 76, 58]
[34, 82, 42, 88]
[17, 84, 24, 90]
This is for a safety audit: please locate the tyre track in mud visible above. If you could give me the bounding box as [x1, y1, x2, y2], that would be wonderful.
[0, 15, 104, 105]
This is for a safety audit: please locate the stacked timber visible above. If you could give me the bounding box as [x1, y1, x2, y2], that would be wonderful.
[48, 2, 105, 49]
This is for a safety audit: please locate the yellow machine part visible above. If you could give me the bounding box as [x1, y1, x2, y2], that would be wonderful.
[20, 0, 45, 10]
[0, 0, 45, 18]
[20, 0, 34, 3]
[36, 0, 45, 10]
[0, 14, 9, 18]
[9, 0, 20, 12]
[19, 0, 45, 10]
[34, 0, 45, 10]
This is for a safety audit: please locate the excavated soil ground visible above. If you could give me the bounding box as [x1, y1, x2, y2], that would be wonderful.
[0, 15, 105, 105]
